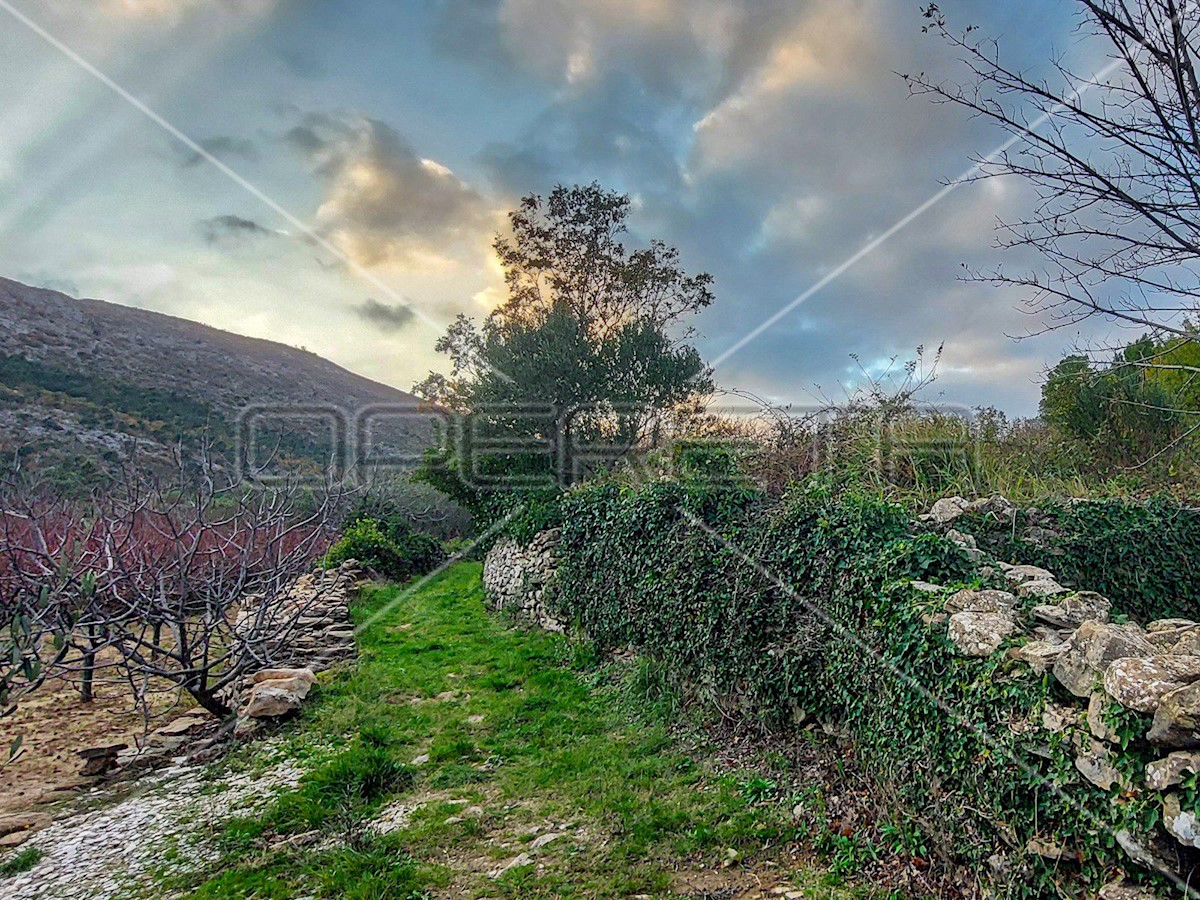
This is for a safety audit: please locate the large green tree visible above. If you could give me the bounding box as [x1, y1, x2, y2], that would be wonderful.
[415, 184, 714, 516]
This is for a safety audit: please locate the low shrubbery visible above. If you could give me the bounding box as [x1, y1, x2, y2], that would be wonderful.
[510, 474, 1175, 897]
[324, 517, 444, 582]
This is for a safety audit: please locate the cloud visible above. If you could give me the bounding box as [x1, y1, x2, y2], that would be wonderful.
[287, 114, 495, 269]
[100, 0, 278, 21]
[175, 136, 260, 169]
[199, 214, 277, 245]
[353, 298, 417, 333]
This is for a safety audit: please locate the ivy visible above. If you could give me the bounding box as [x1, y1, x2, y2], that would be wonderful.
[534, 475, 1172, 896]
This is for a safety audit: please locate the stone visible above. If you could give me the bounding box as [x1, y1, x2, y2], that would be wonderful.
[530, 832, 564, 850]
[1099, 882, 1165, 900]
[1003, 564, 1056, 584]
[1010, 641, 1067, 674]
[243, 684, 305, 718]
[1171, 631, 1200, 657]
[967, 495, 1017, 519]
[153, 712, 211, 736]
[1148, 618, 1198, 633]
[1088, 693, 1118, 743]
[1145, 751, 1200, 790]
[0, 812, 49, 840]
[1149, 681, 1200, 747]
[1162, 793, 1200, 847]
[1104, 655, 1200, 714]
[929, 497, 969, 524]
[1053, 621, 1156, 698]
[947, 610, 1017, 657]
[1115, 828, 1177, 876]
[945, 589, 1016, 614]
[1018, 579, 1070, 600]
[78, 742, 128, 776]
[945, 529, 977, 549]
[1031, 591, 1112, 628]
[908, 581, 944, 594]
[1075, 739, 1129, 791]
[1041, 702, 1078, 733]
[492, 852, 534, 877]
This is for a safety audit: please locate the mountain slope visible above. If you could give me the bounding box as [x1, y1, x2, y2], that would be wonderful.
[0, 277, 435, 485]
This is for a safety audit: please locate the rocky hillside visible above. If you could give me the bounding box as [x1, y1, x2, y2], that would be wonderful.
[0, 277, 435, 487]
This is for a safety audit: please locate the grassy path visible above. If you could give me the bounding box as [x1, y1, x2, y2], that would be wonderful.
[179, 563, 884, 899]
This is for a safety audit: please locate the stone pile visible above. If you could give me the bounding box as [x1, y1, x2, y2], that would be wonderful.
[482, 530, 564, 632]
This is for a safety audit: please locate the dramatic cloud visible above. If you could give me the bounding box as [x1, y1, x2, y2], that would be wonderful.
[288, 114, 495, 269]
[199, 214, 276, 245]
[353, 297, 417, 333]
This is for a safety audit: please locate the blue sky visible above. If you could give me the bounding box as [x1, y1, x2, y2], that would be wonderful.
[0, 0, 1122, 415]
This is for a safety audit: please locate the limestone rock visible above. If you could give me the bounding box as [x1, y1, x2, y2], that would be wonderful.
[1010, 640, 1068, 674]
[1074, 738, 1129, 791]
[1103, 655, 1200, 714]
[1149, 681, 1200, 747]
[1041, 702, 1078, 733]
[1031, 591, 1112, 628]
[1018, 579, 1070, 600]
[1087, 693, 1118, 743]
[1003, 564, 1056, 585]
[242, 686, 304, 724]
[945, 589, 1016, 614]
[1115, 828, 1177, 876]
[1162, 793, 1200, 847]
[249, 667, 317, 687]
[1148, 618, 1198, 633]
[929, 496, 969, 524]
[1145, 751, 1200, 790]
[1099, 882, 1165, 900]
[1053, 621, 1156, 698]
[947, 610, 1016, 657]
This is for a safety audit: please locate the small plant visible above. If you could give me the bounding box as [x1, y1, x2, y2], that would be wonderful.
[0, 846, 43, 878]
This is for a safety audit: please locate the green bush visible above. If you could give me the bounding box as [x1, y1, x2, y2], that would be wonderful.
[540, 475, 1168, 897]
[325, 517, 443, 582]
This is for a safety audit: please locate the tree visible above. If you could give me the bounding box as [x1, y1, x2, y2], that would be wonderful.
[0, 458, 340, 720]
[415, 184, 715, 513]
[907, 1, 1200, 346]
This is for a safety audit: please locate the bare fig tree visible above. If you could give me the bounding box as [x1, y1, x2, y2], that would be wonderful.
[1, 457, 343, 720]
[906, 1, 1200, 344]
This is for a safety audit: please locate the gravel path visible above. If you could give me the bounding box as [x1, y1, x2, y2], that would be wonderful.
[4, 747, 304, 900]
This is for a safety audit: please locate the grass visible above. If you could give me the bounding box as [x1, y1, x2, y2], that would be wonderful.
[174, 563, 892, 899]
[0, 846, 43, 877]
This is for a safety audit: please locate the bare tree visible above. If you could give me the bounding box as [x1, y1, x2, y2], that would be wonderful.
[0, 457, 341, 720]
[906, 1, 1200, 343]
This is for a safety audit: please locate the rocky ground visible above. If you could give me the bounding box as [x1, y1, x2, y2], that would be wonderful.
[4, 742, 305, 899]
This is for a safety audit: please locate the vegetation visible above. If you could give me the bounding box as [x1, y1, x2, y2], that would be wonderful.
[505, 472, 1180, 898]
[324, 517, 444, 582]
[414, 184, 715, 523]
[0, 846, 43, 878]
[178, 565, 879, 899]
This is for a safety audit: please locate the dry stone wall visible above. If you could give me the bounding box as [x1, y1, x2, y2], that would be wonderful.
[482, 529, 564, 632]
[491, 499, 1200, 896]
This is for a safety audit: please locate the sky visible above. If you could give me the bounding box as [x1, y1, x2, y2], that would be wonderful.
[0, 0, 1133, 416]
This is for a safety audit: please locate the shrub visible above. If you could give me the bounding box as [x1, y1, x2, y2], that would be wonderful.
[325, 518, 443, 582]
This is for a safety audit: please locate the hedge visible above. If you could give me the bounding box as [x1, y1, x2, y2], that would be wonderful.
[525, 477, 1171, 897]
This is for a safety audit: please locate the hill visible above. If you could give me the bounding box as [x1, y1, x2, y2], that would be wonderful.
[0, 277, 435, 488]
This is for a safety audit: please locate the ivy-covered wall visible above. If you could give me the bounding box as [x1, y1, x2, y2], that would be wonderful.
[948, 498, 1200, 623]
[500, 478, 1191, 898]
